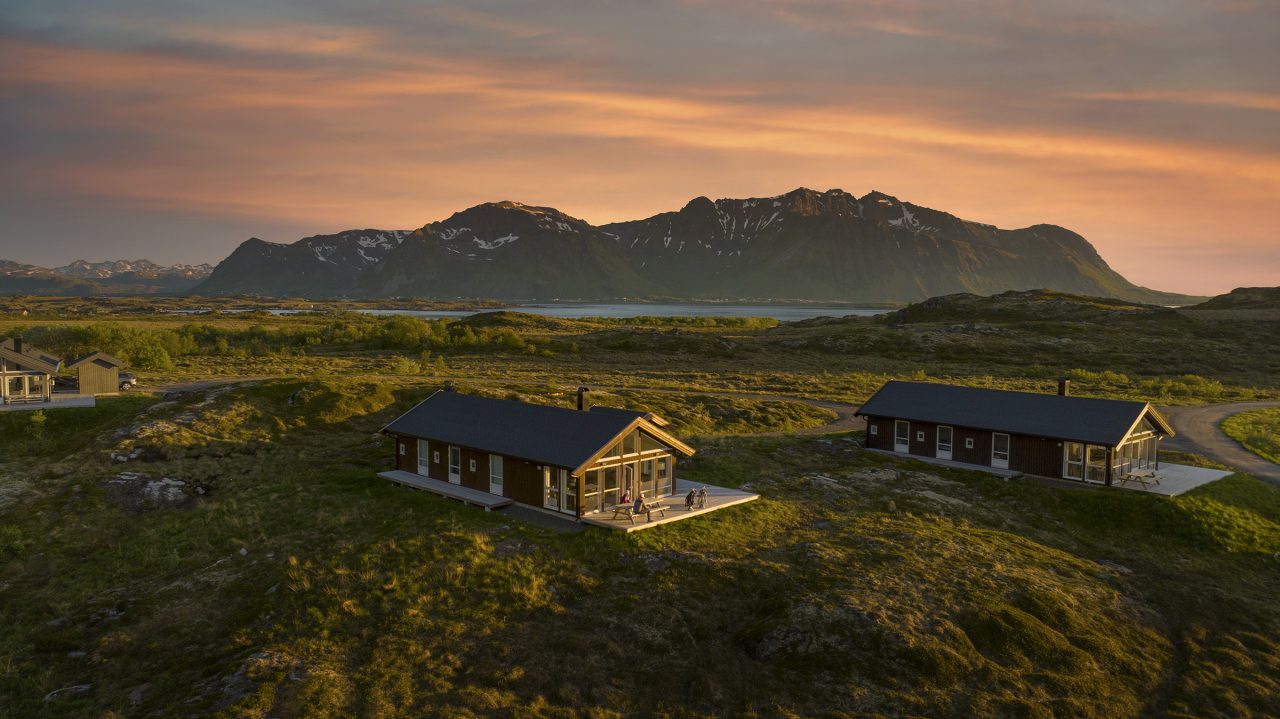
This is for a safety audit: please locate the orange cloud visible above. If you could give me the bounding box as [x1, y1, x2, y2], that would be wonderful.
[2, 23, 1278, 295]
[1068, 89, 1280, 113]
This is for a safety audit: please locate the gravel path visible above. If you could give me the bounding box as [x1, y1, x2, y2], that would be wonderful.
[1161, 402, 1280, 484]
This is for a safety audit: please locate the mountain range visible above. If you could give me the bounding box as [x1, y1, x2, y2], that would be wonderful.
[4, 188, 1202, 304]
[0, 259, 213, 296]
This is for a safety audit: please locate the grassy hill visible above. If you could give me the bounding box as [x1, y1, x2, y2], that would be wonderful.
[2, 383, 1278, 717]
[1192, 287, 1280, 310]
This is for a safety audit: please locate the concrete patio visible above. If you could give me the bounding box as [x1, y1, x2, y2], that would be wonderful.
[870, 449, 1231, 497]
[580, 481, 760, 532]
[0, 394, 96, 412]
[1111, 462, 1233, 497]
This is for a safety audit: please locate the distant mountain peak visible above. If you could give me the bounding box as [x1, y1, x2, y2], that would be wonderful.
[859, 190, 899, 204]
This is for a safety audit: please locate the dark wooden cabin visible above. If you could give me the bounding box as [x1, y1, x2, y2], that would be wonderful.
[0, 336, 59, 405]
[65, 351, 126, 395]
[381, 390, 695, 518]
[857, 380, 1175, 486]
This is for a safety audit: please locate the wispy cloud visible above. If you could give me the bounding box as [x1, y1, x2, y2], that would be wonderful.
[1068, 89, 1280, 113]
[0, 0, 1278, 293]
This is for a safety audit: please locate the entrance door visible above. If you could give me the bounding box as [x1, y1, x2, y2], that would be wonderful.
[417, 439, 430, 476]
[489, 454, 504, 495]
[1085, 445, 1108, 483]
[543, 468, 575, 515]
[623, 464, 636, 498]
[894, 420, 910, 453]
[543, 467, 559, 510]
[447, 446, 461, 484]
[991, 433, 1010, 469]
[936, 426, 953, 461]
[1063, 442, 1084, 480]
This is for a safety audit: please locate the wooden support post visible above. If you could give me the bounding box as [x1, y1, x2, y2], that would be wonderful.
[1104, 447, 1114, 487]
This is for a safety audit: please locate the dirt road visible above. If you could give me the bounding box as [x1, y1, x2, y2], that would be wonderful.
[1161, 402, 1280, 484]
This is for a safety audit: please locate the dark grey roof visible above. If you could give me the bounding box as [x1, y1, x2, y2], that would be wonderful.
[67, 351, 125, 369]
[858, 381, 1170, 446]
[383, 392, 649, 469]
[0, 338, 61, 373]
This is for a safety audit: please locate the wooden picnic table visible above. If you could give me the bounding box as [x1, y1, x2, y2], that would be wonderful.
[610, 501, 668, 524]
[1120, 469, 1159, 488]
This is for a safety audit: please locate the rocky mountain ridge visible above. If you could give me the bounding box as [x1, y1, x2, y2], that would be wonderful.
[0, 259, 214, 295]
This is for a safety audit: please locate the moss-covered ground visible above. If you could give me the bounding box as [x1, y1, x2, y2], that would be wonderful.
[1222, 409, 1280, 466]
[1, 380, 1277, 718]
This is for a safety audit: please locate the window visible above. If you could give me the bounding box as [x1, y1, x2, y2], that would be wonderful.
[564, 472, 578, 513]
[469, 458, 477, 472]
[399, 442, 406, 455]
[916, 430, 925, 442]
[869, 425, 878, 436]
[448, 446, 460, 476]
[602, 441, 621, 459]
[640, 460, 655, 497]
[623, 431, 638, 455]
[583, 470, 600, 513]
[657, 458, 672, 495]
[641, 433, 665, 452]
[965, 438, 974, 449]
[490, 455, 504, 493]
[603, 466, 620, 506]
[937, 426, 953, 452]
[433, 451, 440, 463]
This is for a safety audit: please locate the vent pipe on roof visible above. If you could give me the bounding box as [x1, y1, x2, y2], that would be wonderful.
[444, 380, 456, 392]
[577, 385, 590, 411]
[1057, 377, 1070, 396]
[13, 336, 22, 354]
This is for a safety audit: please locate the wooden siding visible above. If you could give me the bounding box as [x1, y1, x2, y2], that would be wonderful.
[396, 436, 417, 473]
[387, 432, 553, 510]
[460, 447, 486, 492]
[502, 456, 544, 507]
[77, 360, 119, 396]
[428, 440, 445, 479]
[862, 415, 1071, 480]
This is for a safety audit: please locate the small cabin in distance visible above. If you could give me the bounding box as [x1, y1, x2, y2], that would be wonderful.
[857, 379, 1175, 486]
[0, 336, 59, 405]
[66, 351, 126, 395]
[380, 389, 695, 518]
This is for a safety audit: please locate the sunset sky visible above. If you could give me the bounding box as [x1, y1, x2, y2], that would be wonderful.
[1, 0, 1277, 295]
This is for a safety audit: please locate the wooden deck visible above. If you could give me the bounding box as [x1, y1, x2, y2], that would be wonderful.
[580, 481, 759, 532]
[377, 470, 514, 510]
[866, 449, 1022, 478]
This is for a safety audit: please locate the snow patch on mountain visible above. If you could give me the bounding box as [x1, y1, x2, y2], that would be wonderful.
[473, 234, 518, 250]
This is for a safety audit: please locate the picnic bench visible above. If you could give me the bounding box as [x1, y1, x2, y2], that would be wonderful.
[610, 501, 668, 524]
[1119, 469, 1160, 488]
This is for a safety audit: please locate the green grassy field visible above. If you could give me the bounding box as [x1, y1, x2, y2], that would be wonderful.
[1222, 409, 1280, 465]
[2, 293, 1279, 717]
[3, 292, 1278, 405]
[0, 381, 1277, 718]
